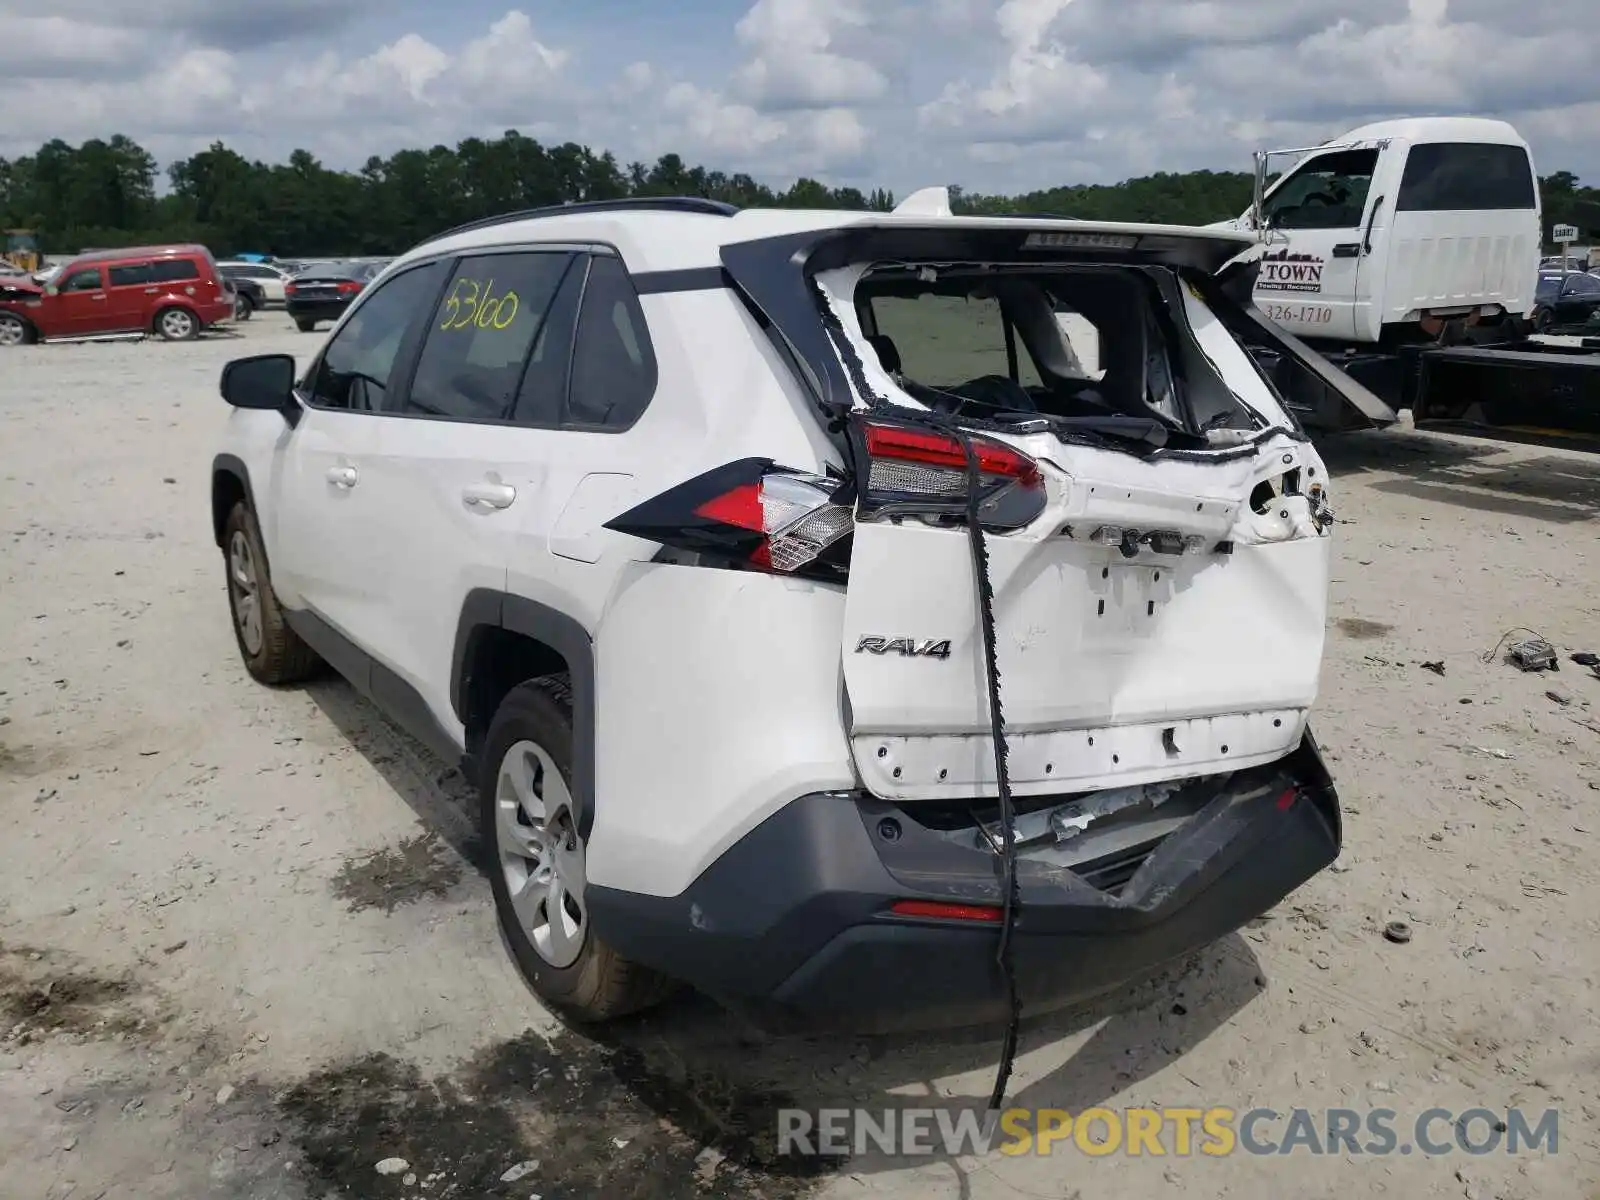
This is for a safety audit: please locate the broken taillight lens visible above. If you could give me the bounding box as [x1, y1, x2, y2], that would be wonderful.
[855, 418, 1046, 531]
[603, 458, 854, 581]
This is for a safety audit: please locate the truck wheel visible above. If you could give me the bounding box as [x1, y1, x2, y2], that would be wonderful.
[482, 677, 677, 1022]
[295, 319, 317, 333]
[0, 312, 34, 346]
[155, 306, 198, 341]
[233, 294, 254, 321]
[222, 501, 322, 685]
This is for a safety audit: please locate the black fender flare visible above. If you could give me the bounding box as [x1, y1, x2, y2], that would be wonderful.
[211, 453, 261, 549]
[451, 589, 599, 838]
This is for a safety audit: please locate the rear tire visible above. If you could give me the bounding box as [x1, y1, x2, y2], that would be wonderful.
[482, 678, 677, 1022]
[155, 306, 198, 341]
[234, 294, 254, 321]
[295, 319, 316, 333]
[222, 501, 322, 685]
[1532, 306, 1554, 333]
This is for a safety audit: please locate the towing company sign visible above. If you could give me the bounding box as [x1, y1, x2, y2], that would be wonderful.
[1257, 249, 1325, 294]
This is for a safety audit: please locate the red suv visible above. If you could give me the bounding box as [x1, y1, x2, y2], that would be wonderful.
[0, 244, 234, 346]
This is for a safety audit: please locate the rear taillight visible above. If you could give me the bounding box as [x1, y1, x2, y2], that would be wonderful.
[604, 459, 854, 582]
[336, 280, 362, 295]
[855, 418, 1046, 531]
[284, 281, 297, 295]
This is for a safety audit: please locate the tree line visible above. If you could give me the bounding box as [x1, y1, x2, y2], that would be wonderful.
[1, 132, 1596, 259]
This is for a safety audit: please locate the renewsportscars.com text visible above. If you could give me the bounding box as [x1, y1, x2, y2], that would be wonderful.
[778, 1106, 1560, 1159]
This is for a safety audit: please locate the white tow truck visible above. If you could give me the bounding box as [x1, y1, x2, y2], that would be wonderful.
[1214, 116, 1600, 451]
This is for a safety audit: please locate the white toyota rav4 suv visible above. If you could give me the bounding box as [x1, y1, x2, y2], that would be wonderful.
[210, 194, 1353, 1032]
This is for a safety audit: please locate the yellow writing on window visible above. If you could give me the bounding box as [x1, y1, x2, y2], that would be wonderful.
[439, 277, 520, 331]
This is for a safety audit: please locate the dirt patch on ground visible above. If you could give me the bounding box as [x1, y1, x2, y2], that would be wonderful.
[1334, 616, 1395, 639]
[278, 1029, 841, 1199]
[0, 942, 157, 1043]
[331, 831, 464, 914]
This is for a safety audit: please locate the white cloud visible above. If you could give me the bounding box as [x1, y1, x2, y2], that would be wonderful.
[730, 0, 889, 110]
[0, 0, 1597, 193]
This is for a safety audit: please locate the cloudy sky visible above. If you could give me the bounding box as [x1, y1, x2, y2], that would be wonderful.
[1, 0, 1595, 193]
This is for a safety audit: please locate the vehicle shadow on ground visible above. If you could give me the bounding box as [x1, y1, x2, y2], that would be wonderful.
[303, 676, 1264, 1195]
[1317, 427, 1600, 523]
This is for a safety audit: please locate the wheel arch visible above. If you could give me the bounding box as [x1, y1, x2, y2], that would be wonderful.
[211, 454, 262, 556]
[452, 590, 599, 837]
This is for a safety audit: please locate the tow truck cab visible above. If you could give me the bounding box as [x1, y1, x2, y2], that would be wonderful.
[1219, 118, 1541, 351]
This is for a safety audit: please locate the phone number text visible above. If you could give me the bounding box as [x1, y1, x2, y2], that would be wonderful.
[1261, 302, 1333, 325]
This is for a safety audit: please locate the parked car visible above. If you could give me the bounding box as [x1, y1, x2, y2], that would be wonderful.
[1532, 270, 1600, 331]
[209, 196, 1347, 1031]
[284, 259, 387, 331]
[219, 261, 292, 307]
[228, 275, 266, 320]
[0, 243, 232, 346]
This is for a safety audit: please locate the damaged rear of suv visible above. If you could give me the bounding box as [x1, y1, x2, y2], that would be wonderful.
[580, 204, 1344, 1032]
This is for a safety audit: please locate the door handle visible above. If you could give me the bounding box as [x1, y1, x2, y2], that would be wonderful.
[91, 294, 106, 300]
[1331, 243, 1361, 258]
[326, 465, 358, 488]
[144, 287, 158, 294]
[462, 481, 516, 510]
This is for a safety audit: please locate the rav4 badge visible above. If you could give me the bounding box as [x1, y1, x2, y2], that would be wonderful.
[854, 635, 952, 660]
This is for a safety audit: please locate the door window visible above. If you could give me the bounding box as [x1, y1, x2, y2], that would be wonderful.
[304, 259, 448, 413]
[405, 251, 576, 422]
[1262, 148, 1379, 231]
[510, 255, 585, 427]
[565, 254, 659, 429]
[60, 268, 104, 292]
[108, 262, 155, 287]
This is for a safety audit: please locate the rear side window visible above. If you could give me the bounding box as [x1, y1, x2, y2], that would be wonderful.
[1566, 274, 1600, 296]
[108, 262, 154, 287]
[1397, 143, 1536, 211]
[405, 251, 576, 422]
[305, 259, 448, 412]
[147, 258, 200, 283]
[566, 254, 658, 429]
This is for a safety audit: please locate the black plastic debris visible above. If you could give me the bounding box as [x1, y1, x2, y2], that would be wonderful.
[1508, 638, 1559, 672]
[1574, 652, 1599, 668]
[1420, 661, 1446, 676]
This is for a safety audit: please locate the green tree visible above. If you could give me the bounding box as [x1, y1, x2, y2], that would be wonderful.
[4, 132, 1595, 260]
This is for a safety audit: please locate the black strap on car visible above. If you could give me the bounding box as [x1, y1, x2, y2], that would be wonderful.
[954, 426, 1024, 1113]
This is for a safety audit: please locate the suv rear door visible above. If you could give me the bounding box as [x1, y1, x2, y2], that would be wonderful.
[362, 247, 662, 740]
[106, 260, 156, 330]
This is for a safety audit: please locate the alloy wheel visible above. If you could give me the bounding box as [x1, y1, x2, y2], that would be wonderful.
[161, 309, 195, 339]
[495, 739, 587, 968]
[228, 530, 263, 656]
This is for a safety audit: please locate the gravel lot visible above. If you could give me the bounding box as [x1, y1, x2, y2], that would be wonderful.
[2, 315, 1599, 1200]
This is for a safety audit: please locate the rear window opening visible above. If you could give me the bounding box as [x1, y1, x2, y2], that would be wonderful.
[850, 263, 1268, 445]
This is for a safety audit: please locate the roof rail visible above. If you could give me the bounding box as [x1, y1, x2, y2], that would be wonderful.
[420, 196, 740, 246]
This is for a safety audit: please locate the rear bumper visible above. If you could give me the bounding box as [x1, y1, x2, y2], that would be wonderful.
[586, 732, 1340, 1033]
[286, 299, 352, 322]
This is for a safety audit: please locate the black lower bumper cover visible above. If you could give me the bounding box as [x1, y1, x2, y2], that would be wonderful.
[587, 732, 1341, 1032]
